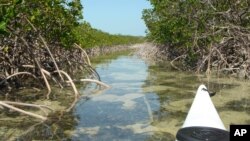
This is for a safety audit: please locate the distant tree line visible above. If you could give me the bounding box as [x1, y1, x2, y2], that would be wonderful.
[73, 22, 144, 48]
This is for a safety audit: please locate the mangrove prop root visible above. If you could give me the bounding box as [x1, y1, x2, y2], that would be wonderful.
[0, 72, 37, 85]
[1, 16, 108, 120]
[0, 101, 47, 120]
[2, 101, 53, 116]
[170, 55, 186, 71]
[80, 79, 110, 89]
[20, 37, 52, 97]
[24, 17, 64, 82]
[137, 27, 249, 77]
[22, 65, 64, 88]
[54, 70, 79, 112]
[74, 43, 92, 66]
[83, 64, 101, 81]
[54, 70, 79, 96]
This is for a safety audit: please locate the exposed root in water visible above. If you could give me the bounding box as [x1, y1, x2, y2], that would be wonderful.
[54, 70, 80, 112]
[80, 79, 110, 89]
[0, 101, 47, 120]
[55, 70, 79, 97]
[0, 19, 109, 121]
[2, 101, 53, 114]
[170, 55, 186, 71]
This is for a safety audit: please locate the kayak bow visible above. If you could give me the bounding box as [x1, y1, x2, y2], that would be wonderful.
[176, 85, 229, 141]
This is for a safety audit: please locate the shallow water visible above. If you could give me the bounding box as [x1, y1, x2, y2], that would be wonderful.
[1, 51, 250, 140]
[72, 53, 250, 140]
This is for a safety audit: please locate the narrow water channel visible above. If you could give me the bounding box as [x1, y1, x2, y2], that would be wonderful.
[1, 51, 249, 140]
[71, 52, 250, 140]
[73, 54, 161, 140]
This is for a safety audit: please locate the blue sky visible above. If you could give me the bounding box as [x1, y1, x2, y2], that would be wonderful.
[81, 0, 152, 36]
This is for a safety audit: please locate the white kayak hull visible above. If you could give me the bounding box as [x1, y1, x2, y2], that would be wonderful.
[176, 85, 229, 141]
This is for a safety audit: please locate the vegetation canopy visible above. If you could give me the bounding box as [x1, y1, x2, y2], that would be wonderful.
[143, 0, 250, 76]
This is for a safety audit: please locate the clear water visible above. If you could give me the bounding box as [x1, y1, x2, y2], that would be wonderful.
[1, 51, 250, 140]
[72, 53, 250, 140]
[73, 55, 163, 140]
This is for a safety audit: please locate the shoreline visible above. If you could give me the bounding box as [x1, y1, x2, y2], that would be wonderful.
[134, 43, 250, 80]
[86, 43, 146, 57]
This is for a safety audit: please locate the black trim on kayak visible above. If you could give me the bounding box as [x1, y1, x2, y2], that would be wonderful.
[202, 88, 216, 97]
[176, 126, 229, 141]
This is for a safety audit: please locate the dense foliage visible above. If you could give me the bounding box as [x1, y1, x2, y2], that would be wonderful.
[0, 0, 83, 47]
[143, 0, 250, 73]
[0, 0, 143, 48]
[143, 0, 249, 47]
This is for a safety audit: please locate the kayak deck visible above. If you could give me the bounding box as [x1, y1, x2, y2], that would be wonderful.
[177, 126, 229, 141]
[176, 85, 229, 141]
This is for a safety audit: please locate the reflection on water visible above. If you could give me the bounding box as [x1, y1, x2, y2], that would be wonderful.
[73, 55, 162, 140]
[72, 53, 250, 140]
